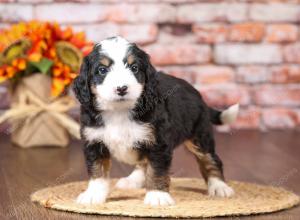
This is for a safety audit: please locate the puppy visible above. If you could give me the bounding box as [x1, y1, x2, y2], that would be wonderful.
[73, 36, 238, 206]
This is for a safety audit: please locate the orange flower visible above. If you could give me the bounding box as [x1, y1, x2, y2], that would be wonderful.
[70, 32, 86, 48]
[28, 52, 42, 62]
[12, 58, 26, 71]
[0, 67, 6, 83]
[6, 66, 17, 78]
[69, 72, 78, 79]
[48, 47, 56, 59]
[82, 44, 93, 56]
[53, 67, 62, 77]
[51, 77, 65, 97]
[0, 21, 93, 97]
[60, 27, 73, 40]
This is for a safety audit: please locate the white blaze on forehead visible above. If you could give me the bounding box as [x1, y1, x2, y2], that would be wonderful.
[99, 36, 130, 62]
[94, 36, 143, 111]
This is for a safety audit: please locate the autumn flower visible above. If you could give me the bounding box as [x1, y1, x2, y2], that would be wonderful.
[0, 21, 93, 97]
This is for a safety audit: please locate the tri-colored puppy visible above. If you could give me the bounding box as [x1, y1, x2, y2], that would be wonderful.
[73, 36, 238, 206]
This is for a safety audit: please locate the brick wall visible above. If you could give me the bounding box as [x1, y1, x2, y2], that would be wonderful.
[1, 0, 300, 131]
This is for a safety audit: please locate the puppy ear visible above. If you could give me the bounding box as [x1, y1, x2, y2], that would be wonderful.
[140, 52, 158, 113]
[73, 56, 91, 106]
[144, 53, 157, 92]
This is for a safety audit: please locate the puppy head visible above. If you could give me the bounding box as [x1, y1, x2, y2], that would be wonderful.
[73, 36, 156, 111]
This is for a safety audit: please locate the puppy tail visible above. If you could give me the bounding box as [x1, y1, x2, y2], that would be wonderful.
[209, 104, 239, 125]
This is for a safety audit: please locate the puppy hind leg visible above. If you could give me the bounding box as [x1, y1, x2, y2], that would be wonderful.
[115, 164, 146, 189]
[185, 128, 234, 197]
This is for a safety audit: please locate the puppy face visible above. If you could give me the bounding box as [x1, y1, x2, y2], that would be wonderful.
[73, 36, 152, 112]
[91, 37, 145, 110]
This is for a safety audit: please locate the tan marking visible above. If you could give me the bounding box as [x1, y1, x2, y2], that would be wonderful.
[185, 140, 223, 182]
[99, 57, 110, 66]
[102, 158, 111, 178]
[145, 164, 170, 192]
[127, 54, 135, 65]
[91, 158, 111, 179]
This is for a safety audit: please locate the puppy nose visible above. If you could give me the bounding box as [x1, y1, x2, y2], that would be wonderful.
[116, 85, 128, 96]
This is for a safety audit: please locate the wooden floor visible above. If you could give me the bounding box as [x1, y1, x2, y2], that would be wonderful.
[0, 130, 299, 220]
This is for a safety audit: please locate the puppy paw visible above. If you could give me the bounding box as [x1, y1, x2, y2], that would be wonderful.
[208, 177, 234, 197]
[115, 168, 145, 189]
[76, 178, 109, 205]
[144, 191, 175, 206]
[116, 177, 144, 189]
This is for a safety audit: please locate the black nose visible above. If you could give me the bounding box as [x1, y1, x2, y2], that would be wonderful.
[116, 85, 128, 96]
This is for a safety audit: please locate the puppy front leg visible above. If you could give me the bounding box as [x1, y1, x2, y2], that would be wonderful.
[77, 142, 111, 205]
[144, 150, 175, 206]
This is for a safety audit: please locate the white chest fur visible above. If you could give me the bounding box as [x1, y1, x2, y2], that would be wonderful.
[84, 111, 154, 164]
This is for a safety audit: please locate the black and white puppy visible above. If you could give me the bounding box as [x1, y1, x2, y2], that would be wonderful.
[73, 36, 238, 206]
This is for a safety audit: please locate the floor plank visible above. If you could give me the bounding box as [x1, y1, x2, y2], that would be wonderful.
[0, 131, 299, 220]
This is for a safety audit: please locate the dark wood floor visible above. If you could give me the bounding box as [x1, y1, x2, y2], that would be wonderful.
[0, 130, 299, 220]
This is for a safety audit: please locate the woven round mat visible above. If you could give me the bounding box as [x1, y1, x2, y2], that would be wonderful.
[31, 178, 299, 218]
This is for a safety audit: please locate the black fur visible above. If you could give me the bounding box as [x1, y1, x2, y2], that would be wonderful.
[84, 141, 110, 177]
[73, 39, 228, 192]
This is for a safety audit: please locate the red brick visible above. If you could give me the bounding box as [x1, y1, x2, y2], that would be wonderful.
[262, 108, 298, 129]
[72, 23, 119, 42]
[74, 23, 158, 44]
[159, 66, 196, 84]
[253, 85, 300, 107]
[192, 23, 228, 44]
[266, 24, 298, 43]
[144, 44, 211, 66]
[177, 3, 247, 23]
[35, 4, 108, 23]
[246, 0, 299, 2]
[250, 3, 300, 22]
[19, 0, 52, 2]
[283, 43, 300, 63]
[198, 84, 250, 108]
[194, 65, 235, 84]
[231, 107, 261, 129]
[271, 65, 300, 83]
[214, 44, 282, 64]
[228, 23, 265, 42]
[0, 4, 33, 22]
[55, 0, 88, 2]
[120, 24, 158, 45]
[157, 31, 197, 44]
[106, 4, 176, 23]
[236, 65, 270, 83]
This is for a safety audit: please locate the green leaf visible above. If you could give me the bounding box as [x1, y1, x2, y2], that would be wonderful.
[28, 58, 53, 74]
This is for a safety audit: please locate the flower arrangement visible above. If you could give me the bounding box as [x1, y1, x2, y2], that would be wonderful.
[0, 21, 93, 97]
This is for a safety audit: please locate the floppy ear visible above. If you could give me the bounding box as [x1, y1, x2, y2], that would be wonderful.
[73, 56, 91, 106]
[135, 51, 158, 116]
[144, 55, 157, 97]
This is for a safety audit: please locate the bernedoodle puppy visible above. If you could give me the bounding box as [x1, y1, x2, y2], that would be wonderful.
[73, 36, 238, 206]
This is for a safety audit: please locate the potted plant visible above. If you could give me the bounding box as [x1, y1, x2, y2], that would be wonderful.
[0, 21, 93, 148]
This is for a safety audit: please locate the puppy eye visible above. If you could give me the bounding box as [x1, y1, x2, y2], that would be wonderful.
[98, 67, 108, 75]
[130, 64, 138, 73]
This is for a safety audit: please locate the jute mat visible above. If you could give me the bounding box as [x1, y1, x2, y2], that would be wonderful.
[31, 178, 299, 218]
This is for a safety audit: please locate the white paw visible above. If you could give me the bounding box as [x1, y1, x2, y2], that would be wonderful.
[76, 178, 109, 205]
[116, 177, 143, 189]
[115, 168, 145, 189]
[144, 191, 175, 206]
[208, 177, 234, 197]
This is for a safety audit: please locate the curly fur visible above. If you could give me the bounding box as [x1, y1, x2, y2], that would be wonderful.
[73, 36, 238, 206]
